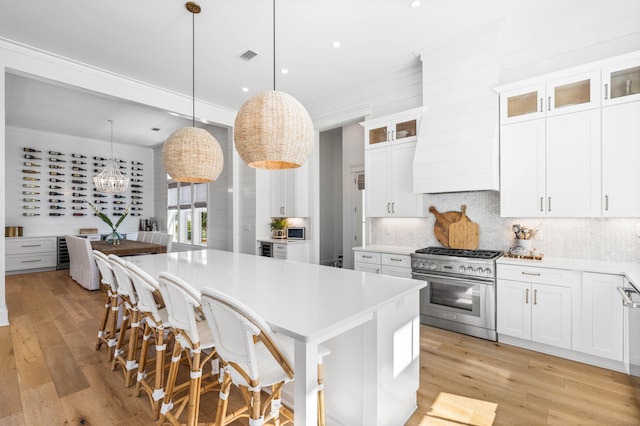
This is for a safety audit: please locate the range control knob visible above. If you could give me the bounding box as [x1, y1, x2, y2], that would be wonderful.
[484, 268, 492, 276]
[458, 266, 466, 273]
[466, 266, 474, 273]
[429, 263, 437, 270]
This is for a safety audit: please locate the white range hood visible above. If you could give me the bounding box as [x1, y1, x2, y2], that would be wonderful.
[413, 24, 502, 194]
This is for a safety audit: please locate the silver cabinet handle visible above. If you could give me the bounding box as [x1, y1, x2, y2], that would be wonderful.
[22, 244, 42, 248]
[21, 259, 42, 263]
[548, 96, 551, 111]
[391, 202, 395, 213]
[391, 130, 395, 141]
[539, 98, 543, 112]
[604, 83, 609, 100]
[522, 271, 541, 276]
[540, 197, 544, 212]
[605, 195, 609, 211]
[387, 202, 391, 214]
[548, 197, 551, 212]
[389, 258, 402, 262]
[534, 289, 538, 305]
[362, 255, 373, 259]
[526, 288, 529, 304]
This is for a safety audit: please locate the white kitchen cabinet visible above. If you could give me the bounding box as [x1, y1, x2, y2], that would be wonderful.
[365, 141, 423, 217]
[500, 108, 601, 217]
[354, 250, 412, 278]
[497, 265, 572, 349]
[602, 57, 640, 107]
[500, 71, 599, 125]
[270, 163, 309, 218]
[573, 272, 624, 361]
[363, 108, 422, 148]
[6, 236, 57, 272]
[261, 240, 310, 262]
[602, 100, 640, 216]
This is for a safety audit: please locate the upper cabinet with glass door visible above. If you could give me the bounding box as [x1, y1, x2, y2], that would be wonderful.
[363, 107, 423, 149]
[500, 71, 600, 124]
[602, 58, 640, 106]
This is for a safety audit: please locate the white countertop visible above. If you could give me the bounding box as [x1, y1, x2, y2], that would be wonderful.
[497, 256, 640, 287]
[352, 244, 420, 256]
[128, 249, 425, 343]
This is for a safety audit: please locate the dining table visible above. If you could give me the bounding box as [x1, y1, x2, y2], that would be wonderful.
[127, 249, 425, 425]
[90, 239, 167, 256]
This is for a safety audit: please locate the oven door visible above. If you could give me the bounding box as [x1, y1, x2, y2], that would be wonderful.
[414, 272, 495, 330]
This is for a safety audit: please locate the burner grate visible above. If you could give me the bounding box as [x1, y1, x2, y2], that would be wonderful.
[415, 246, 503, 259]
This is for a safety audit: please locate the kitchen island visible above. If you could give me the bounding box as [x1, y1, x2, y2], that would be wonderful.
[128, 249, 425, 426]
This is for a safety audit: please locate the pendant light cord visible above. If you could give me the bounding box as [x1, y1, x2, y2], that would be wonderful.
[192, 8, 196, 128]
[273, 0, 276, 91]
[109, 119, 114, 158]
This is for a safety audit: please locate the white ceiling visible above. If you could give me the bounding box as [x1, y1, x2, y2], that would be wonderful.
[0, 0, 545, 147]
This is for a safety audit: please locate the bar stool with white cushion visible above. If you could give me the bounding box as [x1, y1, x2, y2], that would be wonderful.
[126, 261, 172, 420]
[199, 287, 330, 426]
[109, 254, 142, 387]
[92, 250, 119, 362]
[157, 271, 219, 426]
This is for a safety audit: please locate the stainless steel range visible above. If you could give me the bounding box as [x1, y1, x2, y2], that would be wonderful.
[411, 247, 503, 341]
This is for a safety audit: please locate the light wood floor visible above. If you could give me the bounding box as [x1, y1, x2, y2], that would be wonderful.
[2, 270, 640, 425]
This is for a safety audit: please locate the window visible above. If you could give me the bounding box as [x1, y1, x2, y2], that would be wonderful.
[167, 181, 208, 246]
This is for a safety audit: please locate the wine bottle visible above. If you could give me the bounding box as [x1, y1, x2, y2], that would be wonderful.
[50, 205, 66, 210]
[72, 180, 86, 184]
[49, 164, 64, 169]
[93, 156, 107, 161]
[131, 190, 143, 194]
[72, 186, 86, 191]
[131, 213, 142, 216]
[72, 160, 86, 165]
[131, 161, 144, 165]
[113, 201, 126, 205]
[132, 173, 143, 177]
[23, 162, 41, 167]
[131, 179, 143, 183]
[23, 213, 41, 216]
[131, 195, 143, 199]
[93, 200, 108, 204]
[132, 201, 143, 205]
[72, 154, 86, 159]
[72, 166, 86, 171]
[49, 178, 64, 182]
[23, 177, 40, 181]
[22, 198, 39, 202]
[48, 150, 64, 156]
[49, 192, 64, 196]
[48, 199, 64, 203]
[23, 184, 40, 188]
[116, 159, 126, 163]
[73, 213, 86, 217]
[72, 193, 86, 197]
[22, 169, 40, 174]
[49, 185, 63, 189]
[132, 167, 143, 171]
[131, 184, 143, 188]
[22, 191, 40, 195]
[49, 171, 65, 176]
[94, 194, 107, 198]
[24, 154, 41, 160]
[114, 195, 126, 199]
[72, 206, 87, 210]
[23, 147, 42, 153]
[49, 158, 66, 162]
[49, 213, 64, 216]
[71, 173, 85, 178]
[93, 163, 105, 167]
[72, 200, 86, 204]
[23, 206, 40, 209]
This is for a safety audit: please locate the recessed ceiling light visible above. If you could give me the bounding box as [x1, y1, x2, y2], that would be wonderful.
[332, 41, 341, 48]
[280, 68, 289, 74]
[410, 0, 421, 7]
[242, 87, 249, 92]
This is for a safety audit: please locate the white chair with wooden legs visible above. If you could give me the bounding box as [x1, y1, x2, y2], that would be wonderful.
[143, 232, 154, 243]
[199, 287, 330, 426]
[92, 250, 119, 362]
[137, 231, 147, 242]
[126, 261, 172, 420]
[157, 271, 219, 426]
[109, 254, 142, 387]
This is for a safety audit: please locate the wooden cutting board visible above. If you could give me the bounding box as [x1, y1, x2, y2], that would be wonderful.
[429, 206, 461, 247]
[448, 205, 479, 249]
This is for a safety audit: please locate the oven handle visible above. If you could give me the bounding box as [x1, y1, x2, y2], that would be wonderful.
[411, 271, 494, 285]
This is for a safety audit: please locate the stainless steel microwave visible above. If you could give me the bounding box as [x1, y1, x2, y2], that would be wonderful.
[287, 227, 305, 240]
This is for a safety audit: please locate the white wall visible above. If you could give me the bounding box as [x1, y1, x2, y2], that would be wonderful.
[6, 126, 153, 236]
[341, 123, 365, 270]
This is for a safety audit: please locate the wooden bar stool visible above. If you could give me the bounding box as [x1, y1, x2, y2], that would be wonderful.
[109, 254, 142, 387]
[126, 261, 173, 420]
[157, 271, 219, 426]
[199, 286, 330, 426]
[92, 250, 119, 362]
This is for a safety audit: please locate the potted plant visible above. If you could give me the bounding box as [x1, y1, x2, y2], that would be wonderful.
[269, 217, 288, 239]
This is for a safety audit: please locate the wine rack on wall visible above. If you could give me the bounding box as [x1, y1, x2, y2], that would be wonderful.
[20, 147, 145, 218]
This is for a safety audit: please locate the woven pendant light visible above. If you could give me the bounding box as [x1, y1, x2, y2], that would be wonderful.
[233, 0, 313, 170]
[94, 120, 129, 193]
[162, 1, 224, 183]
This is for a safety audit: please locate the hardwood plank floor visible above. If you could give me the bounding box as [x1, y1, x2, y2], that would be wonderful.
[2, 270, 640, 425]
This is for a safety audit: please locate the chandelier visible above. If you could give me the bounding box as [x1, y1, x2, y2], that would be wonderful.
[93, 120, 129, 193]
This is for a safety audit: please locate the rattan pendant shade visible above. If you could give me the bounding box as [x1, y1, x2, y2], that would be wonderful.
[161, 1, 224, 183]
[234, 90, 313, 169]
[162, 127, 224, 182]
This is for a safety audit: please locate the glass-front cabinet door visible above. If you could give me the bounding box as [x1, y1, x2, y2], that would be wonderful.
[603, 59, 640, 106]
[546, 70, 600, 116]
[368, 125, 389, 146]
[500, 84, 545, 124]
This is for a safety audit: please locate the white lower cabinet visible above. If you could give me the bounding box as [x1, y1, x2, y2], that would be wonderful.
[497, 278, 572, 349]
[272, 242, 310, 262]
[354, 250, 412, 278]
[5, 236, 57, 272]
[573, 272, 624, 361]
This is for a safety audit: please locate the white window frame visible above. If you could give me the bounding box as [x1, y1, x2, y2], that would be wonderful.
[167, 180, 208, 247]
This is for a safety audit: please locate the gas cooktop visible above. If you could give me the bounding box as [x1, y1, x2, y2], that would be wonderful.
[414, 246, 503, 260]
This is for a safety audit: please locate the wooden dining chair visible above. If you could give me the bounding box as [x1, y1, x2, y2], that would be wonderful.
[157, 271, 219, 426]
[199, 287, 329, 426]
[92, 250, 119, 362]
[125, 261, 173, 420]
[109, 254, 142, 387]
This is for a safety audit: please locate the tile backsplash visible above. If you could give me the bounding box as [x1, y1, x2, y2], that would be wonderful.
[370, 191, 640, 262]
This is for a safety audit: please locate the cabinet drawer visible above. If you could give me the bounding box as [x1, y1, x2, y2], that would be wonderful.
[6, 237, 56, 254]
[6, 253, 57, 271]
[381, 253, 411, 268]
[380, 264, 412, 278]
[354, 251, 381, 265]
[497, 264, 573, 286]
[355, 262, 381, 274]
[273, 244, 287, 259]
